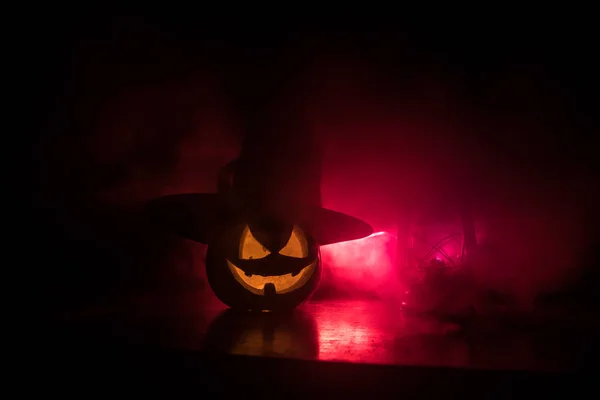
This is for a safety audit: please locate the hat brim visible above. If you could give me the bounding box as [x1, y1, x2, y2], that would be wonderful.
[145, 193, 373, 245]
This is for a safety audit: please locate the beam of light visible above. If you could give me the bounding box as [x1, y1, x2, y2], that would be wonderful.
[320, 231, 397, 296]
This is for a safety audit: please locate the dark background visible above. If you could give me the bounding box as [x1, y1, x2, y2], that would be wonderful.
[19, 11, 599, 313]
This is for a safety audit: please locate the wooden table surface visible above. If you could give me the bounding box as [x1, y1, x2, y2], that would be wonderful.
[41, 286, 597, 372]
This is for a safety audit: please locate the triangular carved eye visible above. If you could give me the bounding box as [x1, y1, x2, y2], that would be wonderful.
[279, 225, 309, 258]
[239, 225, 270, 260]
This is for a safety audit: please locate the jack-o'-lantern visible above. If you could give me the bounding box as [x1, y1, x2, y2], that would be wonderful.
[146, 75, 372, 310]
[148, 182, 371, 311]
[206, 220, 321, 310]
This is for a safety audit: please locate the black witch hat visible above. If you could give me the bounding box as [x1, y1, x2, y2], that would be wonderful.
[146, 121, 372, 245]
[146, 51, 372, 245]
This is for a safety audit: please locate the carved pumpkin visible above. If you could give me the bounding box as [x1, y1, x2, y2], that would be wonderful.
[206, 220, 321, 311]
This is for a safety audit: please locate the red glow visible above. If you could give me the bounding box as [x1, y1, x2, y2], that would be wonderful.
[320, 231, 397, 296]
[305, 299, 469, 366]
[307, 300, 397, 364]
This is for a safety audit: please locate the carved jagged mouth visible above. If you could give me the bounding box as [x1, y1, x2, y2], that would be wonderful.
[226, 259, 317, 296]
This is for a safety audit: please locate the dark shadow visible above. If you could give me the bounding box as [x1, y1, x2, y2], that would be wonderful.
[535, 241, 600, 310]
[204, 308, 319, 360]
[32, 202, 198, 313]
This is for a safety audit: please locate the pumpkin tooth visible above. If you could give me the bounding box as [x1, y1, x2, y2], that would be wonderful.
[244, 272, 253, 277]
[264, 283, 276, 296]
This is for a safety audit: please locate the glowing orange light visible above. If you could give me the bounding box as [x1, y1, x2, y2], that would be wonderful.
[228, 225, 317, 295]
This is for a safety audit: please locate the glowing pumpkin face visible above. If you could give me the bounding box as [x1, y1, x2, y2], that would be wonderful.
[206, 219, 321, 311]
